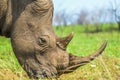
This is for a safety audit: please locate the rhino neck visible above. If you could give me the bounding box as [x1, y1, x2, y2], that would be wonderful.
[0, 0, 7, 18]
[0, 0, 11, 37]
[0, 0, 32, 37]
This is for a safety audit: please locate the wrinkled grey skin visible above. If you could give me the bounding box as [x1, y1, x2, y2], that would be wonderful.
[0, 0, 107, 79]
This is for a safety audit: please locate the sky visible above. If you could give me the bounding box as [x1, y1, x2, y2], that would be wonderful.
[53, 0, 120, 13]
[52, 0, 120, 24]
[53, 0, 110, 14]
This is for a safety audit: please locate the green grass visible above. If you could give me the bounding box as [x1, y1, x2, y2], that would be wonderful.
[0, 24, 120, 80]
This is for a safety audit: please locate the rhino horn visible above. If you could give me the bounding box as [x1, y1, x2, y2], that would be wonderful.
[58, 40, 108, 74]
[56, 32, 74, 50]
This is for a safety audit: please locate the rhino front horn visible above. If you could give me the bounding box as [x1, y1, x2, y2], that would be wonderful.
[58, 40, 108, 74]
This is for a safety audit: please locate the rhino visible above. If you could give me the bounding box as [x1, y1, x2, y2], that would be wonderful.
[0, 0, 107, 79]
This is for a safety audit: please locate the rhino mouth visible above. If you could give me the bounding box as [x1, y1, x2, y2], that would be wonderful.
[26, 67, 58, 78]
[23, 59, 58, 78]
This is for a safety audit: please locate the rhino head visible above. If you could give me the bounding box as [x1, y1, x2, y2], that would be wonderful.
[0, 0, 107, 79]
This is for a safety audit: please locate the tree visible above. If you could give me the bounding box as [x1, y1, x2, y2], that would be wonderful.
[108, 0, 120, 31]
[76, 10, 89, 24]
[53, 10, 72, 26]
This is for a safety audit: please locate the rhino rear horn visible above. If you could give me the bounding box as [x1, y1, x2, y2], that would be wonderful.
[56, 32, 74, 50]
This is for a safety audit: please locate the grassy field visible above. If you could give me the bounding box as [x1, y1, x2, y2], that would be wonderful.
[0, 24, 120, 80]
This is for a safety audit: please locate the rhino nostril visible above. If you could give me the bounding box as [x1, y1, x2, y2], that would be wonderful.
[32, 71, 43, 78]
[42, 70, 48, 77]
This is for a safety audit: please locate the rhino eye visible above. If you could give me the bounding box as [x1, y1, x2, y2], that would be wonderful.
[39, 37, 47, 45]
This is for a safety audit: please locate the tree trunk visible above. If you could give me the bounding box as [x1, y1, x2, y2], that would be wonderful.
[117, 22, 120, 31]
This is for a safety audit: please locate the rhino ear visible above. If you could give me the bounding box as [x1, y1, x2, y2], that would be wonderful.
[56, 32, 74, 50]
